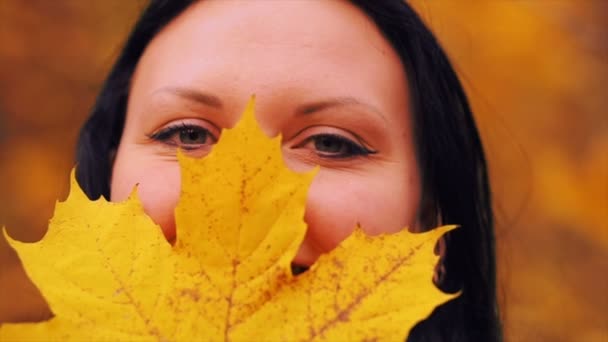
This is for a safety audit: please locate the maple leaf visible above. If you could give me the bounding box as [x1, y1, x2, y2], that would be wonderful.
[0, 97, 456, 341]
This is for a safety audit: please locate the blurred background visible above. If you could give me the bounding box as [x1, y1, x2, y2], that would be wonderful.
[0, 1, 606, 341]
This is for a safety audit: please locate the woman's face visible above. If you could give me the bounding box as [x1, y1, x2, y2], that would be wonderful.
[111, 0, 421, 267]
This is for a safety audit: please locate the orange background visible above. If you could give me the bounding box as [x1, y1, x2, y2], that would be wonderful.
[0, 1, 606, 341]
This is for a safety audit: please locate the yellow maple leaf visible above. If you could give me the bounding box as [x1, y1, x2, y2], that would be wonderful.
[1, 97, 456, 341]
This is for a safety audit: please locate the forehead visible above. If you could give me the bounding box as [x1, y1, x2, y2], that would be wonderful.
[131, 0, 408, 117]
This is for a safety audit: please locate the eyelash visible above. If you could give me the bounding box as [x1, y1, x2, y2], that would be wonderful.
[296, 133, 376, 159]
[149, 123, 376, 159]
[148, 123, 216, 150]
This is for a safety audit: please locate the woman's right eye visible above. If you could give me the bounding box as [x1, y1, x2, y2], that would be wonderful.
[149, 123, 218, 150]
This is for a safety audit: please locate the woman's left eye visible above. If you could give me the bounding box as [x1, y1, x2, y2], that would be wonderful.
[149, 123, 217, 150]
[299, 134, 375, 159]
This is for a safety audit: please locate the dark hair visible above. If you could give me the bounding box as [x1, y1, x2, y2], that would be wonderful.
[76, 1, 501, 341]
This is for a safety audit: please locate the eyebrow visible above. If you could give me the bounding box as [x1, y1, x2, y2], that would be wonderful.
[157, 87, 386, 122]
[159, 87, 223, 109]
[295, 97, 387, 122]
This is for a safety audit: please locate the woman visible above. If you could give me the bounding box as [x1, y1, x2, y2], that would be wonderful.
[76, 0, 501, 341]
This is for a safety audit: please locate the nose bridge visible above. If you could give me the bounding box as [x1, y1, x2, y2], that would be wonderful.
[224, 58, 304, 137]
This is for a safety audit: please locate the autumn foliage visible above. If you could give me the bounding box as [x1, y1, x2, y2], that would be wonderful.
[0, 1, 606, 341]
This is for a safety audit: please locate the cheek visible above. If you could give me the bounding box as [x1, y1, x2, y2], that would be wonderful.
[301, 169, 419, 263]
[111, 161, 181, 243]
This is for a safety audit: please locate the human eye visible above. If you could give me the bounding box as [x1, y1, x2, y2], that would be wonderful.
[148, 122, 218, 151]
[297, 133, 376, 159]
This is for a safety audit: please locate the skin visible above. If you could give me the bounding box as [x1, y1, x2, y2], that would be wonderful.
[111, 0, 421, 267]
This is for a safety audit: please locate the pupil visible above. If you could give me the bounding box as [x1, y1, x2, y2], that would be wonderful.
[316, 137, 343, 153]
[180, 129, 206, 144]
